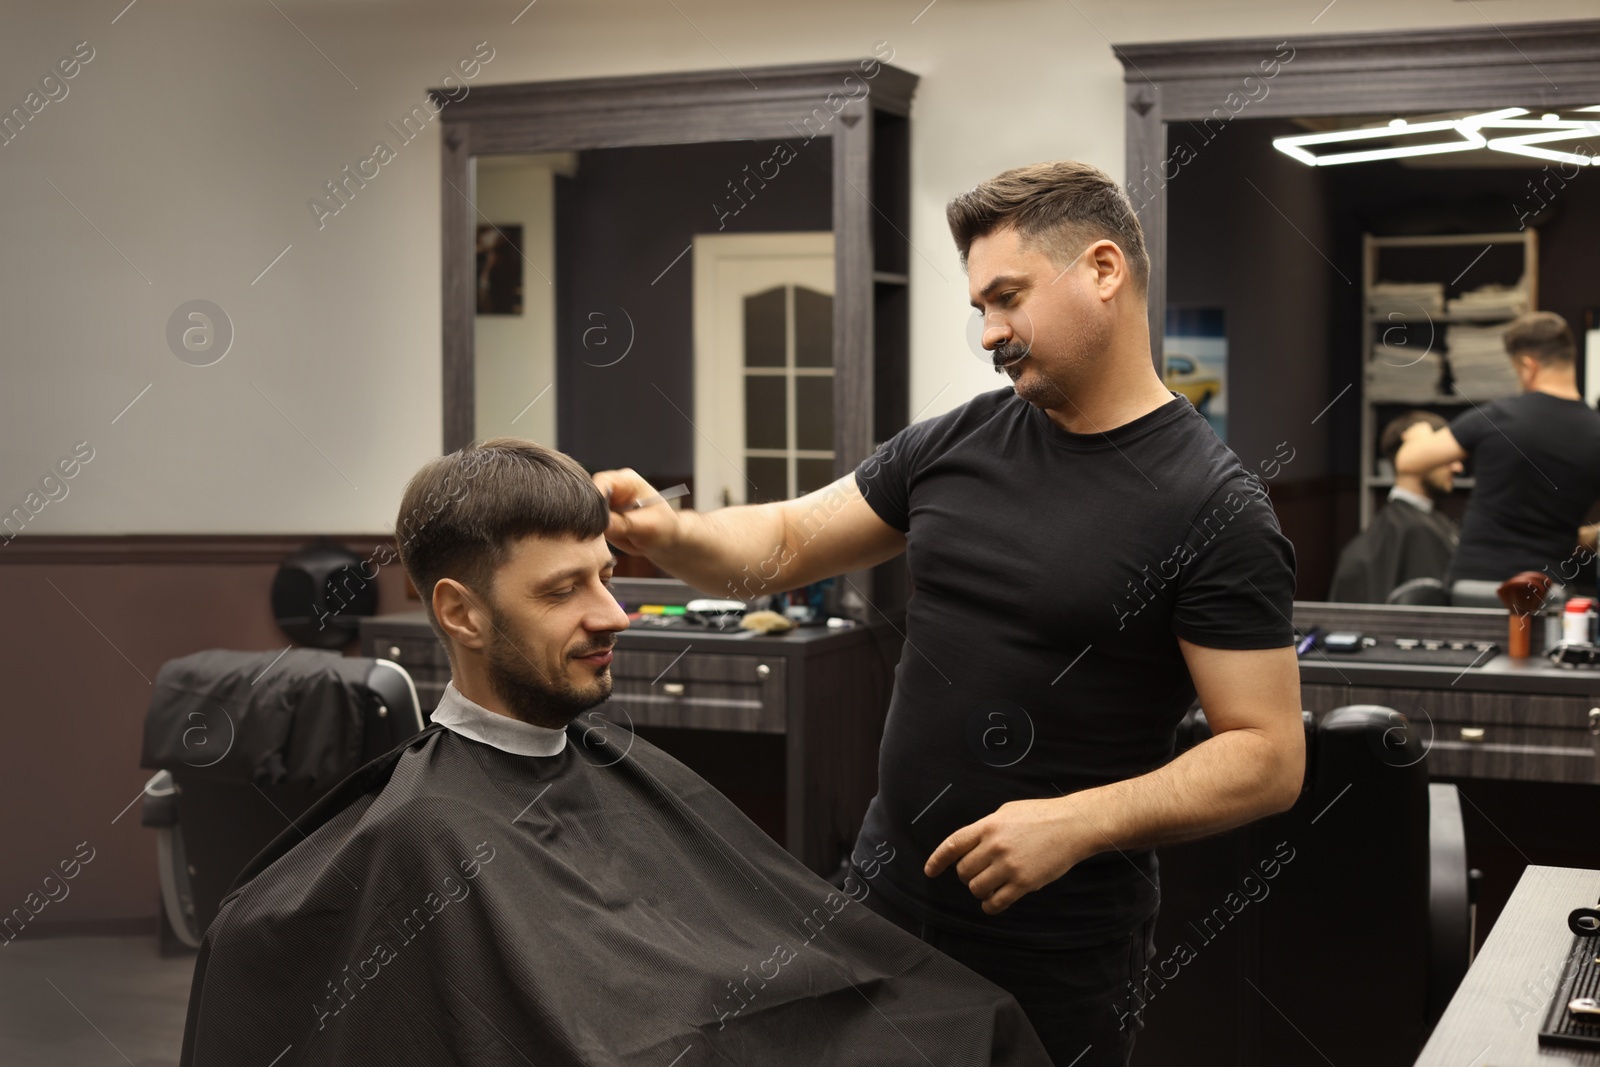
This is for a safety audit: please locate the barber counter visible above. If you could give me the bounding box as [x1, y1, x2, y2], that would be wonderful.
[1294, 601, 1600, 952]
[1295, 601, 1600, 785]
[1416, 865, 1600, 1066]
[359, 595, 903, 879]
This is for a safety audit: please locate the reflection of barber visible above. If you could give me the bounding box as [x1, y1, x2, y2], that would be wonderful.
[1396, 312, 1600, 588]
[1330, 412, 1460, 602]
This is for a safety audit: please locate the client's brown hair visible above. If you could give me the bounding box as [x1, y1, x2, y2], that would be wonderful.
[393, 437, 608, 644]
[1379, 410, 1448, 462]
[945, 160, 1150, 293]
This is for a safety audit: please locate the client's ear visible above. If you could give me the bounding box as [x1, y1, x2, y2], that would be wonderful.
[434, 578, 492, 652]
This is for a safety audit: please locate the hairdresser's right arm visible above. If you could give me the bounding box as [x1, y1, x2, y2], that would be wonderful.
[591, 469, 906, 598]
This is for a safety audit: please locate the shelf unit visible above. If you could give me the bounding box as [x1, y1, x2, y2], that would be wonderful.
[1358, 231, 1538, 528]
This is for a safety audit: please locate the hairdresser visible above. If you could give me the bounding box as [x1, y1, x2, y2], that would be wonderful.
[594, 160, 1304, 1067]
[1396, 311, 1600, 591]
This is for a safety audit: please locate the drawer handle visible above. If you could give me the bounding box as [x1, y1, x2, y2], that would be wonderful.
[1460, 727, 1486, 743]
[388, 645, 402, 659]
[756, 664, 771, 679]
[1590, 708, 1600, 736]
[662, 682, 686, 697]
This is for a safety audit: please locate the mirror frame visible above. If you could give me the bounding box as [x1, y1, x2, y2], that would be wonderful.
[1113, 17, 1600, 375]
[430, 61, 918, 612]
[429, 59, 918, 466]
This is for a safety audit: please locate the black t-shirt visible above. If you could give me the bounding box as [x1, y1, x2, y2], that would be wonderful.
[850, 388, 1297, 948]
[1447, 392, 1600, 584]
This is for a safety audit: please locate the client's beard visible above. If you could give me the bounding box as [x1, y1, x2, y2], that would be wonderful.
[483, 607, 614, 730]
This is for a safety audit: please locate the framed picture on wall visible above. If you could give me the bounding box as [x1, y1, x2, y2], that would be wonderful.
[476, 224, 524, 315]
[1164, 306, 1227, 441]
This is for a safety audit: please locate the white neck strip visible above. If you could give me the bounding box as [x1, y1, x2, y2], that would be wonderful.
[430, 681, 568, 757]
[1388, 485, 1435, 513]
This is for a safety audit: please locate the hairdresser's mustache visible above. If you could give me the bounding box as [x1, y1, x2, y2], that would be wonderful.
[991, 339, 1030, 371]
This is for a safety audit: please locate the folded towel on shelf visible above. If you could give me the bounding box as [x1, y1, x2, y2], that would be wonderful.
[1447, 373, 1519, 400]
[1444, 323, 1512, 367]
[1445, 281, 1529, 320]
[1369, 281, 1445, 317]
[1366, 349, 1443, 400]
[1446, 321, 1519, 398]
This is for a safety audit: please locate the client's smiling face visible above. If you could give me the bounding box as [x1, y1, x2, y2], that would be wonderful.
[480, 534, 630, 729]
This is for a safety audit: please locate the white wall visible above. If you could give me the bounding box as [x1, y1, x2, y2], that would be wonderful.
[0, 0, 1592, 534]
[473, 155, 560, 449]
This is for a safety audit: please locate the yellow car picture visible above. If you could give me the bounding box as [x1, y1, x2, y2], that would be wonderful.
[1164, 354, 1221, 415]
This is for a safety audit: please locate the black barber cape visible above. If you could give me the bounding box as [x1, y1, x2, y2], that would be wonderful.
[1329, 495, 1458, 603]
[180, 719, 1051, 1066]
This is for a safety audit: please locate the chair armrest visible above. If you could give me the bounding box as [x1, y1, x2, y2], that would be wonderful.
[1425, 782, 1471, 1027]
[140, 770, 177, 827]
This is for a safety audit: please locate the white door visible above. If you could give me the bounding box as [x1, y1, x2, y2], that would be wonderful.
[693, 232, 835, 510]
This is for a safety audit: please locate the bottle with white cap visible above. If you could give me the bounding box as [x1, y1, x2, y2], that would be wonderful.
[1562, 597, 1596, 646]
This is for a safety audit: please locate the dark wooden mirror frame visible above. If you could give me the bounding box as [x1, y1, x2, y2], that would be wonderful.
[429, 60, 918, 457]
[430, 61, 918, 612]
[1114, 18, 1600, 373]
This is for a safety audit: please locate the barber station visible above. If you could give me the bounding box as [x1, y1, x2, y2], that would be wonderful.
[8, 7, 1600, 1067]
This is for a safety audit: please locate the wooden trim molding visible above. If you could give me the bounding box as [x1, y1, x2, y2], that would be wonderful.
[0, 534, 398, 566]
[1114, 17, 1600, 370]
[430, 62, 917, 154]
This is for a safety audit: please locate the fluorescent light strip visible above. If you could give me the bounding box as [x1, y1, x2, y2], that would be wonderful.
[1269, 107, 1600, 166]
[1486, 126, 1600, 166]
[1273, 122, 1485, 166]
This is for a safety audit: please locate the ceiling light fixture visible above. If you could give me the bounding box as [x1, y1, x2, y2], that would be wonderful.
[1271, 107, 1600, 166]
[1486, 126, 1600, 167]
[1272, 116, 1494, 166]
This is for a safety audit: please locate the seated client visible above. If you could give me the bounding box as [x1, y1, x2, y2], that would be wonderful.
[1329, 410, 1461, 603]
[179, 437, 1050, 1067]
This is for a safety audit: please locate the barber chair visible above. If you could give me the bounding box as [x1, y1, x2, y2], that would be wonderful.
[1447, 578, 1505, 608]
[1132, 706, 1472, 1067]
[1386, 576, 1449, 605]
[1450, 577, 1567, 612]
[139, 650, 424, 950]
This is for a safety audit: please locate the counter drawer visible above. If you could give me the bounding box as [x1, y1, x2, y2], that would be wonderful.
[1302, 683, 1600, 784]
[369, 631, 449, 670]
[605, 649, 786, 733]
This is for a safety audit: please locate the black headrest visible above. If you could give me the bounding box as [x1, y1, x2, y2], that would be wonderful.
[1387, 576, 1448, 605]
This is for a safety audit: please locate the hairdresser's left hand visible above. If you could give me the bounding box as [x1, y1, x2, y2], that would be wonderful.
[924, 797, 1092, 915]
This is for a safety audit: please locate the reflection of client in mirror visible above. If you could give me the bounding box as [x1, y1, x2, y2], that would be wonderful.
[1329, 412, 1461, 603]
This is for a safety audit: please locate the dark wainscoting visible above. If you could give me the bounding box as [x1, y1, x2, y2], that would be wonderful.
[0, 534, 412, 936]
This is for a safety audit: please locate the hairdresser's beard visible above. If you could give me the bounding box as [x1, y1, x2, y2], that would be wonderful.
[993, 314, 1111, 412]
[483, 608, 613, 731]
[990, 344, 1068, 410]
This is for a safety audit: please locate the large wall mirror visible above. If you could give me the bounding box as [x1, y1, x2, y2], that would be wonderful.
[1115, 21, 1600, 605]
[434, 61, 916, 602]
